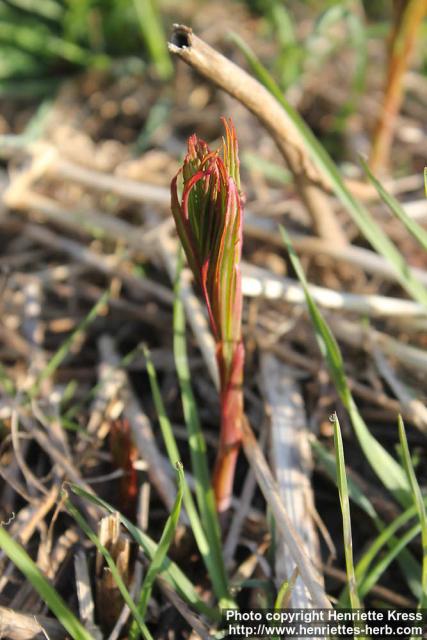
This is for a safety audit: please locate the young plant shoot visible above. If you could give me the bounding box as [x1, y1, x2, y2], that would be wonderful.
[171, 118, 244, 512]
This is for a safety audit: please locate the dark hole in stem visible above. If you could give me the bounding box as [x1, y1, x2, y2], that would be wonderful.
[171, 27, 191, 49]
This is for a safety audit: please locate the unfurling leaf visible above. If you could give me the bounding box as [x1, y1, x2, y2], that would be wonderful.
[171, 118, 244, 389]
[171, 118, 245, 512]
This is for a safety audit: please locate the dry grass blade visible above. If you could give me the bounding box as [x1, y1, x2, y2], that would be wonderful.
[23, 223, 173, 306]
[373, 348, 427, 434]
[329, 315, 427, 375]
[0, 605, 65, 640]
[74, 550, 98, 634]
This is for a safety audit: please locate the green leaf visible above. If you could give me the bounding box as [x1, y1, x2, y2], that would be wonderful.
[69, 483, 219, 622]
[355, 502, 420, 599]
[274, 569, 298, 609]
[359, 522, 420, 599]
[144, 341, 232, 607]
[332, 413, 362, 610]
[280, 225, 410, 506]
[311, 437, 378, 521]
[172, 266, 234, 608]
[398, 416, 427, 607]
[130, 463, 185, 639]
[313, 436, 422, 601]
[64, 492, 153, 640]
[361, 159, 427, 253]
[0, 526, 94, 640]
[133, 0, 172, 80]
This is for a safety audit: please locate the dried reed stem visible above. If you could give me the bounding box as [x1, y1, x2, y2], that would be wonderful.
[241, 415, 330, 608]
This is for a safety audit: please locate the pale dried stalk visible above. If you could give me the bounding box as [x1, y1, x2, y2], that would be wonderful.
[242, 262, 427, 318]
[74, 549, 96, 628]
[261, 354, 322, 607]
[259, 336, 426, 430]
[0, 606, 64, 640]
[9, 188, 173, 256]
[168, 24, 347, 246]
[373, 348, 427, 434]
[241, 416, 331, 609]
[328, 315, 427, 375]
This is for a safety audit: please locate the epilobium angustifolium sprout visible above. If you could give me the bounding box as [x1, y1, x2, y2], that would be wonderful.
[171, 118, 244, 512]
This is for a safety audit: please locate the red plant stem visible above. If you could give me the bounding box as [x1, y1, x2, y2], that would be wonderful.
[212, 349, 244, 513]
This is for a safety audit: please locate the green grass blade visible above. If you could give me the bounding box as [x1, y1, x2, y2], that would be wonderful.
[332, 413, 361, 609]
[133, 0, 172, 80]
[29, 290, 110, 398]
[144, 343, 233, 607]
[64, 493, 154, 640]
[398, 416, 427, 607]
[0, 526, 94, 640]
[361, 160, 427, 253]
[270, 568, 298, 640]
[172, 257, 233, 607]
[130, 463, 184, 639]
[313, 436, 422, 601]
[0, 21, 108, 67]
[274, 568, 298, 609]
[230, 33, 427, 307]
[241, 152, 291, 185]
[280, 226, 410, 506]
[4, 0, 64, 21]
[69, 484, 219, 622]
[355, 506, 420, 596]
[359, 522, 420, 599]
